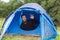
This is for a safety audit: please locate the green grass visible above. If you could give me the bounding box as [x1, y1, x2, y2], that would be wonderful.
[0, 18, 5, 32]
[55, 36, 60, 40]
[0, 18, 60, 40]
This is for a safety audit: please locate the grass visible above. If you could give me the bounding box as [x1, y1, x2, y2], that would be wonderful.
[2, 35, 40, 40]
[0, 18, 5, 33]
[0, 18, 60, 40]
[55, 36, 60, 40]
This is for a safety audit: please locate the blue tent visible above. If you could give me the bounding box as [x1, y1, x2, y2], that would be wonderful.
[0, 3, 57, 40]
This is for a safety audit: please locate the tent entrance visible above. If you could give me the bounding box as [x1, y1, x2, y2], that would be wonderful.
[20, 9, 40, 31]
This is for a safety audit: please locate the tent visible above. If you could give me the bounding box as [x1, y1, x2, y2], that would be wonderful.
[0, 3, 57, 40]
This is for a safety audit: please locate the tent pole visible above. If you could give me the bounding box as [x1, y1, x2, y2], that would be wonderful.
[40, 15, 45, 40]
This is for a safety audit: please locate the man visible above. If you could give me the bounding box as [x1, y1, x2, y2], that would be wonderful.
[20, 14, 35, 31]
[30, 14, 39, 28]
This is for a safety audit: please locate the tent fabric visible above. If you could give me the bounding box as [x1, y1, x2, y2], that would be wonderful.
[0, 3, 57, 40]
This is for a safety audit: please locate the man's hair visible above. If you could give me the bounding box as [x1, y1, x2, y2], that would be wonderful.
[21, 14, 26, 17]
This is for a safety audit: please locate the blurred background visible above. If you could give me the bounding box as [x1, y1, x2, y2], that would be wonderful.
[0, 0, 60, 40]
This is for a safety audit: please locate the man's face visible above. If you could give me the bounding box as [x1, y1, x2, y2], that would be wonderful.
[22, 15, 27, 22]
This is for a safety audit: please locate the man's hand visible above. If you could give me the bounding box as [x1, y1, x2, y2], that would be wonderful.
[30, 14, 34, 19]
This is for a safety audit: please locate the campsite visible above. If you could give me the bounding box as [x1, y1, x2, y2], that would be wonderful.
[0, 0, 60, 40]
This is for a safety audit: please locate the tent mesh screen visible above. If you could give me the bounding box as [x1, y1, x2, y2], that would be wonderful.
[44, 20, 54, 38]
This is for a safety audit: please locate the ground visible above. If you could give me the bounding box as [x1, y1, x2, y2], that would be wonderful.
[0, 18, 60, 40]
